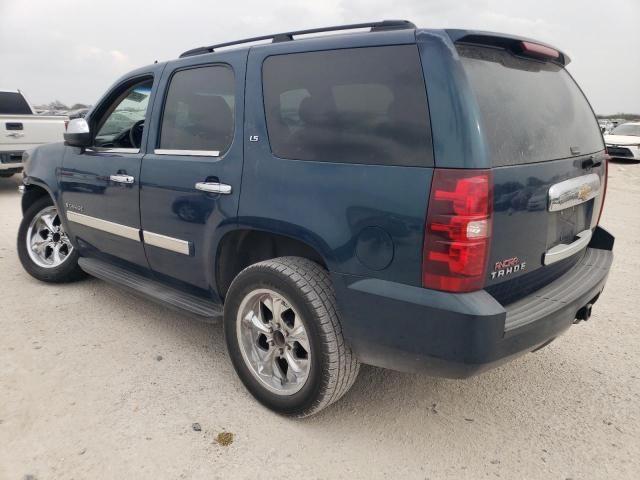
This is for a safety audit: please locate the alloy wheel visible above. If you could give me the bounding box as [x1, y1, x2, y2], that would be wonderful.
[26, 206, 74, 269]
[236, 288, 311, 395]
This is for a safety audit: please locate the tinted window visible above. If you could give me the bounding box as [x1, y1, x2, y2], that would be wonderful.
[95, 80, 153, 148]
[459, 45, 603, 166]
[263, 46, 432, 166]
[160, 65, 235, 152]
[610, 124, 640, 137]
[0, 92, 32, 115]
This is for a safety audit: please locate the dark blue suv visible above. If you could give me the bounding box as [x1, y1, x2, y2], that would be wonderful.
[17, 21, 614, 416]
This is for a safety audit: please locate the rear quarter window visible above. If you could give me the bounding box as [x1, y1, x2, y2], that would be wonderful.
[0, 92, 32, 115]
[262, 45, 433, 166]
[459, 45, 603, 166]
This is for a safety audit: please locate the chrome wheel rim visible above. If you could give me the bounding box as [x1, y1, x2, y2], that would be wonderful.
[236, 288, 311, 396]
[26, 206, 73, 269]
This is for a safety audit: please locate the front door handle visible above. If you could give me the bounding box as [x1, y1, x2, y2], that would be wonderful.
[6, 132, 24, 138]
[195, 182, 232, 194]
[110, 174, 135, 184]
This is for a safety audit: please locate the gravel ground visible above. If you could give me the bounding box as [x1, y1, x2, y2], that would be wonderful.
[0, 165, 639, 480]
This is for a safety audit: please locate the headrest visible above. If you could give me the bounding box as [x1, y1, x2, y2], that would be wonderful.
[298, 96, 331, 126]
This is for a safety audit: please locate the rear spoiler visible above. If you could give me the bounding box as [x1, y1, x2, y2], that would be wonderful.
[446, 29, 571, 66]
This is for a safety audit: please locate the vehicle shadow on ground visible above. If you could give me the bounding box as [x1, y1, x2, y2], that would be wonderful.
[0, 175, 22, 196]
[609, 158, 640, 165]
[86, 280, 599, 434]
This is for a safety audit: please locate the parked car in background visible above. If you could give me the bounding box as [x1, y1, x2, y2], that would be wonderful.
[0, 89, 67, 177]
[598, 119, 614, 134]
[604, 122, 640, 161]
[68, 108, 90, 120]
[17, 21, 613, 416]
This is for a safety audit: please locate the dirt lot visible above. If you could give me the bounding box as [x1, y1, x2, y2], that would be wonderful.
[0, 165, 639, 480]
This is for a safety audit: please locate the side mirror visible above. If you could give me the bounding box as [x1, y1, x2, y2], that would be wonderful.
[64, 118, 92, 147]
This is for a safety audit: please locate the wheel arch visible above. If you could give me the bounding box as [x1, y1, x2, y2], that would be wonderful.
[21, 182, 55, 215]
[215, 225, 331, 300]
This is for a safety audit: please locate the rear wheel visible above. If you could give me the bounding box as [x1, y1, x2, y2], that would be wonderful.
[17, 196, 86, 283]
[224, 257, 359, 417]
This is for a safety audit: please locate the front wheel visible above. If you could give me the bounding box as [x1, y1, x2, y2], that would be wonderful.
[17, 196, 86, 283]
[224, 257, 359, 417]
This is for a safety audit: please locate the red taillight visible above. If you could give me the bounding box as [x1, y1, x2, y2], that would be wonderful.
[64, 120, 69, 130]
[422, 169, 493, 293]
[520, 41, 560, 60]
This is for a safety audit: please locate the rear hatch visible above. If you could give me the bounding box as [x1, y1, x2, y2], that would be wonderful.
[457, 39, 606, 305]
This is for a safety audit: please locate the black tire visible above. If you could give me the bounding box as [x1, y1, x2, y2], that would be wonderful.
[17, 196, 86, 283]
[224, 257, 359, 417]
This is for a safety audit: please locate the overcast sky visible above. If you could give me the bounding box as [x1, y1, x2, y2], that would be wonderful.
[1, 0, 638, 113]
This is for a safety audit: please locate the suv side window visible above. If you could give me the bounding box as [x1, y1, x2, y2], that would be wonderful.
[262, 45, 433, 166]
[158, 65, 235, 154]
[94, 79, 153, 149]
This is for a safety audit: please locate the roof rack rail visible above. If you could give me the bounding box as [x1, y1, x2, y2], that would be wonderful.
[179, 20, 416, 58]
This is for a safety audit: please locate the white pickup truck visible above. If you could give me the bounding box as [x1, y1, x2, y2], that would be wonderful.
[0, 89, 67, 177]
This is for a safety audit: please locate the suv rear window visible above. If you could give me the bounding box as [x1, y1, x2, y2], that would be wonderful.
[0, 92, 32, 115]
[459, 45, 603, 166]
[262, 45, 433, 166]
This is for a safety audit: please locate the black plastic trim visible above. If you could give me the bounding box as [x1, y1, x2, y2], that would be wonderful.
[179, 20, 416, 57]
[589, 225, 615, 251]
[78, 257, 222, 320]
[504, 247, 612, 332]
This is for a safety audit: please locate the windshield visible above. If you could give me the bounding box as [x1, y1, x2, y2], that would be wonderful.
[459, 45, 603, 166]
[0, 91, 32, 115]
[610, 124, 640, 137]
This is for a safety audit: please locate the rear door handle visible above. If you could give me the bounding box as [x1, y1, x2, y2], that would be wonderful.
[110, 174, 135, 184]
[195, 182, 232, 194]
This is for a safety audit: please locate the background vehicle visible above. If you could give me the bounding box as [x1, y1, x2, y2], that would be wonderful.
[604, 122, 640, 161]
[68, 107, 90, 120]
[17, 21, 613, 417]
[0, 89, 67, 177]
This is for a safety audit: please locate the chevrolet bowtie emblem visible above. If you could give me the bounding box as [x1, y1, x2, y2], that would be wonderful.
[578, 184, 592, 201]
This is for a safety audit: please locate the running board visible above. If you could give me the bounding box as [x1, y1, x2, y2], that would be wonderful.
[78, 257, 223, 321]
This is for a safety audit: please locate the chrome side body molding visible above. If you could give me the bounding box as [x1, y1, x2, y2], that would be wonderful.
[548, 173, 601, 212]
[143, 231, 191, 255]
[67, 211, 141, 242]
[66, 212, 192, 255]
